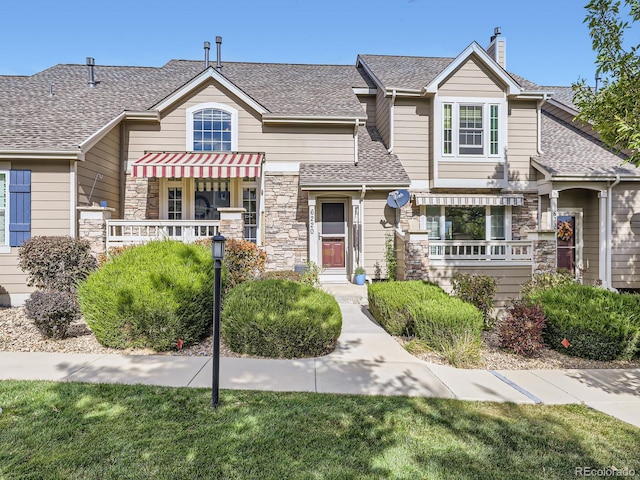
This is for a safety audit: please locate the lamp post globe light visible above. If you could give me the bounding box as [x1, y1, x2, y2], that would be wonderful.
[211, 234, 226, 408]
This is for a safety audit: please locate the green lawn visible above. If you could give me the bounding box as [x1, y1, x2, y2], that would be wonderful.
[1, 381, 638, 479]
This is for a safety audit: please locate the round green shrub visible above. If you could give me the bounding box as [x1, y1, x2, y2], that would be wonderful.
[77, 241, 214, 351]
[222, 279, 342, 358]
[537, 284, 640, 361]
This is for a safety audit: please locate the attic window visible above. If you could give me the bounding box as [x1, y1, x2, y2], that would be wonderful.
[186, 102, 238, 152]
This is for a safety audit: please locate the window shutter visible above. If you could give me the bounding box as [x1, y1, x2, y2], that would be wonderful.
[9, 170, 31, 247]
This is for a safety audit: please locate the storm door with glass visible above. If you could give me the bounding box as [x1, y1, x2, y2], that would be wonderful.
[320, 202, 346, 269]
[557, 215, 577, 274]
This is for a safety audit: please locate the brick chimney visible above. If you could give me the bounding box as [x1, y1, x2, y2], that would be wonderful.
[486, 27, 506, 69]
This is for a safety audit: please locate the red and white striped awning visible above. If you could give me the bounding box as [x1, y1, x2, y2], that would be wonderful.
[131, 152, 264, 178]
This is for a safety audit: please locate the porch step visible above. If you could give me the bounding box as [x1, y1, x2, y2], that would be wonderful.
[321, 283, 368, 305]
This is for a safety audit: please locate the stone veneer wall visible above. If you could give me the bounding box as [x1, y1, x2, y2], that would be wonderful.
[262, 173, 308, 270]
[403, 231, 431, 281]
[511, 193, 538, 239]
[77, 206, 114, 257]
[533, 237, 557, 274]
[124, 174, 159, 220]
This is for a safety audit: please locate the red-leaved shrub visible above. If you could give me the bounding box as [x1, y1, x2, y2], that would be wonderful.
[497, 300, 546, 356]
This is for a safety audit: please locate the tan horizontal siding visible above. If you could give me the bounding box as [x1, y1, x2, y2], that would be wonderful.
[127, 81, 354, 166]
[438, 162, 504, 180]
[438, 57, 504, 98]
[612, 184, 640, 287]
[363, 191, 395, 278]
[359, 95, 376, 126]
[393, 98, 430, 181]
[376, 89, 391, 148]
[507, 101, 538, 184]
[1, 160, 71, 299]
[429, 265, 531, 307]
[79, 126, 121, 216]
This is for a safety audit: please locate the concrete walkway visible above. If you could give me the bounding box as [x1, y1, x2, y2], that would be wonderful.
[1, 289, 639, 428]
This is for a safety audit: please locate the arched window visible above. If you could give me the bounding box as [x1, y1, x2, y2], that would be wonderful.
[186, 103, 238, 151]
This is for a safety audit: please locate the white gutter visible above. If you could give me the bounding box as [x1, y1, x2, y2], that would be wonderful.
[607, 174, 621, 289]
[262, 116, 366, 126]
[388, 89, 397, 153]
[0, 150, 81, 160]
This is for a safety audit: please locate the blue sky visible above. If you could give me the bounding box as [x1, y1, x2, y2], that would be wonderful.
[1, 0, 605, 86]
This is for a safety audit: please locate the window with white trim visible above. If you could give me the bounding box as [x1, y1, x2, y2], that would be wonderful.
[186, 103, 238, 152]
[440, 101, 503, 158]
[421, 205, 508, 241]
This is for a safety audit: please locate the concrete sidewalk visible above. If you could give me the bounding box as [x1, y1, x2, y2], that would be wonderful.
[1, 297, 639, 428]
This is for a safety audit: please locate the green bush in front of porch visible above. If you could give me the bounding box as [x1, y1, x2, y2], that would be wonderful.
[533, 284, 640, 361]
[367, 281, 484, 366]
[367, 281, 448, 336]
[77, 241, 214, 351]
[221, 279, 342, 358]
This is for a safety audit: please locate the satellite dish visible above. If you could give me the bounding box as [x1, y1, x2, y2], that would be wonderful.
[387, 189, 410, 209]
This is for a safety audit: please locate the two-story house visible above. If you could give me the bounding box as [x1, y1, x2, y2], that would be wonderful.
[2, 31, 640, 306]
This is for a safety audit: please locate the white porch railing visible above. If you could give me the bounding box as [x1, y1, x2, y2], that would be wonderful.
[106, 220, 220, 250]
[429, 240, 533, 262]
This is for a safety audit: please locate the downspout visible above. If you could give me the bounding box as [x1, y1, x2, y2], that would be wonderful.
[354, 120, 359, 165]
[70, 159, 77, 237]
[119, 120, 126, 219]
[536, 94, 548, 155]
[360, 184, 366, 275]
[388, 89, 397, 153]
[607, 174, 621, 289]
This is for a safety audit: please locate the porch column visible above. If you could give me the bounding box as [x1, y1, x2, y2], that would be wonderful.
[598, 190, 608, 288]
[550, 190, 559, 231]
[77, 205, 115, 257]
[308, 197, 318, 266]
[218, 207, 245, 240]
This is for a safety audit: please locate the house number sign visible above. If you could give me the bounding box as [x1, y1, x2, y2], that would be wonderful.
[309, 206, 315, 235]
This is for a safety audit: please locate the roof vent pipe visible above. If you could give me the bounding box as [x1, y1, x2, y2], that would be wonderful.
[216, 36, 222, 71]
[490, 27, 501, 42]
[86, 57, 96, 88]
[204, 41, 211, 68]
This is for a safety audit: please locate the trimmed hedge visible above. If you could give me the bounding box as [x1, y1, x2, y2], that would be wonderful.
[408, 298, 483, 367]
[78, 241, 213, 351]
[535, 284, 640, 361]
[222, 280, 342, 358]
[367, 281, 448, 336]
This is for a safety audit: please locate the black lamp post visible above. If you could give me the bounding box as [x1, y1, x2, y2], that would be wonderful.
[211, 234, 226, 408]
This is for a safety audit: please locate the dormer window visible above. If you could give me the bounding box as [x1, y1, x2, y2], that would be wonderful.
[186, 102, 238, 152]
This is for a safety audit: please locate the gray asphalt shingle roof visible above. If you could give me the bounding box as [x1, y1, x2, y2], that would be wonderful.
[358, 54, 455, 90]
[0, 60, 373, 150]
[537, 110, 637, 177]
[299, 126, 410, 187]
